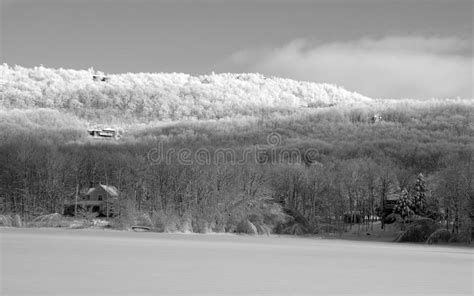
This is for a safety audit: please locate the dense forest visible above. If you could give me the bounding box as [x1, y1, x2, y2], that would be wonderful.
[1, 64, 370, 122]
[0, 65, 472, 242]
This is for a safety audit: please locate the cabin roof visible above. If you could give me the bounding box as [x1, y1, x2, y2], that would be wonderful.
[86, 184, 119, 197]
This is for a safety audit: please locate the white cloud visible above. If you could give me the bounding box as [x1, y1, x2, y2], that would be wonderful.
[222, 36, 473, 99]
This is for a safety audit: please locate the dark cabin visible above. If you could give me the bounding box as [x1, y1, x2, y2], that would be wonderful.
[63, 184, 120, 217]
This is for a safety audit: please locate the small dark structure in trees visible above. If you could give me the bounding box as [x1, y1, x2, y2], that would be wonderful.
[88, 128, 121, 139]
[380, 194, 400, 227]
[63, 184, 120, 217]
[92, 75, 109, 82]
[370, 113, 382, 124]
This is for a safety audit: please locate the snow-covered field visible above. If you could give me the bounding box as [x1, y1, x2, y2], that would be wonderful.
[1, 228, 472, 295]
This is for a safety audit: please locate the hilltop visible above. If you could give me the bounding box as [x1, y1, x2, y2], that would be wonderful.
[1, 64, 371, 122]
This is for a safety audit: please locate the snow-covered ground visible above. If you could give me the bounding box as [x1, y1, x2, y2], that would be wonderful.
[1, 228, 472, 295]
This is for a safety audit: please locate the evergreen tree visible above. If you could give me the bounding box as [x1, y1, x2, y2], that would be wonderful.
[393, 188, 414, 222]
[412, 173, 427, 215]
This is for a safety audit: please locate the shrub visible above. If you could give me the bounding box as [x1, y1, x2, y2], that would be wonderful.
[395, 218, 440, 243]
[280, 223, 309, 235]
[426, 229, 451, 244]
[192, 217, 212, 234]
[149, 213, 165, 232]
[92, 219, 110, 228]
[134, 212, 154, 228]
[236, 219, 258, 234]
[448, 232, 471, 243]
[69, 219, 92, 229]
[30, 213, 68, 227]
[109, 218, 131, 230]
[161, 213, 181, 233]
[0, 214, 24, 227]
[0, 215, 12, 226]
[178, 215, 194, 233]
[12, 214, 22, 227]
[275, 221, 311, 235]
[254, 222, 271, 235]
[275, 208, 311, 235]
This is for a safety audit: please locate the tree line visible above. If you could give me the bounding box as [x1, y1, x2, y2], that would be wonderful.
[0, 102, 472, 238]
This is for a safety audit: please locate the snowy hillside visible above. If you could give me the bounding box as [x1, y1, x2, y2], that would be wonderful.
[1, 64, 371, 120]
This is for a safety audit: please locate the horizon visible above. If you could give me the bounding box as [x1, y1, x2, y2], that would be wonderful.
[2, 0, 473, 100]
[2, 63, 471, 101]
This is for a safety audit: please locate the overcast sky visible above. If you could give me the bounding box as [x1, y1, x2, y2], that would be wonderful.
[1, 0, 472, 99]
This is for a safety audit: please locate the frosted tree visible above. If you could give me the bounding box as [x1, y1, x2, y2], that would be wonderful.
[0, 64, 373, 121]
[393, 189, 414, 229]
[412, 173, 427, 216]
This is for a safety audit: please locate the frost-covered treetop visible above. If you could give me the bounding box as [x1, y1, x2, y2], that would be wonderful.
[0, 64, 371, 120]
